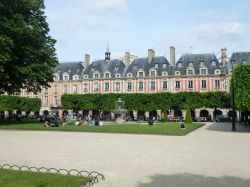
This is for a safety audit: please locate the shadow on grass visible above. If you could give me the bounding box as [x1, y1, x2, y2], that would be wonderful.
[137, 173, 250, 187]
[206, 122, 250, 133]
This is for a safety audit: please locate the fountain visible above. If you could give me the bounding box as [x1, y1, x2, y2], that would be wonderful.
[113, 98, 128, 124]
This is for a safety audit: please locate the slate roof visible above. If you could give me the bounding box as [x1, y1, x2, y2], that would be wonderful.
[54, 62, 83, 80]
[83, 59, 126, 78]
[231, 52, 250, 65]
[125, 56, 170, 76]
[175, 53, 220, 75]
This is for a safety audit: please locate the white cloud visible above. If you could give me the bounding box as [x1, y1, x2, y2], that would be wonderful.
[194, 21, 249, 39]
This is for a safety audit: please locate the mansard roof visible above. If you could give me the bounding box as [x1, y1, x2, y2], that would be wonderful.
[83, 59, 126, 78]
[126, 56, 170, 76]
[54, 62, 83, 80]
[231, 52, 250, 65]
[175, 53, 220, 75]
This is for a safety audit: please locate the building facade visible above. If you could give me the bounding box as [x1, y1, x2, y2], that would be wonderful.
[20, 47, 250, 119]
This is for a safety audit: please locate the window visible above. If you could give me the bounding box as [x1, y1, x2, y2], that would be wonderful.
[44, 88, 48, 94]
[138, 72, 144, 77]
[139, 82, 144, 90]
[200, 61, 204, 66]
[188, 81, 193, 89]
[127, 73, 132, 77]
[151, 81, 156, 90]
[115, 82, 120, 91]
[54, 85, 58, 94]
[115, 74, 120, 78]
[83, 84, 88, 92]
[84, 75, 88, 79]
[73, 75, 79, 80]
[175, 81, 180, 89]
[44, 96, 48, 105]
[242, 60, 246, 64]
[54, 96, 58, 106]
[105, 83, 109, 91]
[73, 85, 77, 93]
[212, 61, 216, 66]
[93, 83, 99, 92]
[105, 73, 110, 78]
[63, 75, 69, 81]
[68, 68, 72, 73]
[115, 65, 119, 70]
[154, 63, 159, 68]
[188, 62, 193, 67]
[177, 62, 182, 68]
[163, 81, 167, 90]
[63, 85, 67, 94]
[201, 80, 206, 89]
[215, 80, 220, 88]
[187, 70, 193, 75]
[54, 76, 59, 81]
[201, 69, 207, 75]
[162, 72, 167, 76]
[215, 70, 220, 74]
[94, 73, 99, 79]
[163, 63, 167, 69]
[150, 71, 156, 77]
[127, 82, 132, 91]
[175, 71, 180, 75]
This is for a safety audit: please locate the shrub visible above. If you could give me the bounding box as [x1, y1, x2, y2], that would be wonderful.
[185, 109, 193, 124]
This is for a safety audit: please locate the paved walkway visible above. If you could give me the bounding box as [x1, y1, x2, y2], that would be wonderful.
[0, 122, 250, 187]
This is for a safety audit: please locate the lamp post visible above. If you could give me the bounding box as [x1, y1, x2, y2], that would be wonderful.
[219, 57, 236, 131]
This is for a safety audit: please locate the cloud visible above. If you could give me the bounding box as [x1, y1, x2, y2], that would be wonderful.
[194, 21, 249, 39]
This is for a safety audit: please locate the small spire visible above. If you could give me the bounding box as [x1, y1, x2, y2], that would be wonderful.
[106, 43, 110, 52]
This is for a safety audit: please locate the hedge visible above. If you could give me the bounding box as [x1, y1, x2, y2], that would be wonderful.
[61, 92, 230, 112]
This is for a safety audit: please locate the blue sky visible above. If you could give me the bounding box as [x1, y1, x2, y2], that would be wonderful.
[44, 0, 250, 62]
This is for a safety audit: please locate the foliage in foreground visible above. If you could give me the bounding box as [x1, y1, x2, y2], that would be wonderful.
[0, 168, 88, 187]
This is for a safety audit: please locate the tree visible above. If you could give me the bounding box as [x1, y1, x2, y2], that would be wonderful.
[185, 108, 192, 124]
[233, 63, 250, 111]
[0, 0, 58, 94]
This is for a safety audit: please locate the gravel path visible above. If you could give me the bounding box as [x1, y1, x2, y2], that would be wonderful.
[0, 122, 249, 187]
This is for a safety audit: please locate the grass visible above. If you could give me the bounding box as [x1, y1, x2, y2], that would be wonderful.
[0, 168, 89, 187]
[0, 120, 203, 136]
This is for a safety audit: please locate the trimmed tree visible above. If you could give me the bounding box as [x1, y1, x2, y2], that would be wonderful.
[0, 0, 58, 94]
[185, 108, 193, 124]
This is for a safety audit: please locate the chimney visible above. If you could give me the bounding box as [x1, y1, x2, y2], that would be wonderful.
[148, 49, 155, 63]
[170, 46, 175, 65]
[84, 54, 90, 68]
[125, 52, 130, 67]
[221, 48, 227, 65]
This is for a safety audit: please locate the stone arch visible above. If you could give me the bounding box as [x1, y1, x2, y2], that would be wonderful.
[149, 110, 157, 119]
[200, 110, 209, 118]
[214, 109, 223, 117]
[228, 110, 237, 120]
[138, 111, 145, 121]
[174, 109, 182, 118]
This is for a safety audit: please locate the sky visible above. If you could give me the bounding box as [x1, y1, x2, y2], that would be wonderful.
[44, 0, 250, 62]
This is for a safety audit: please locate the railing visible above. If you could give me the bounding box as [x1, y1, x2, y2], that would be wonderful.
[0, 164, 105, 187]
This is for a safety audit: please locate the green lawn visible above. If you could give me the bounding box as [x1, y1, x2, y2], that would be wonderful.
[0, 168, 89, 187]
[0, 120, 203, 136]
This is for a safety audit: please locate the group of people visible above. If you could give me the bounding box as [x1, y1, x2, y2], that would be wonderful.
[74, 117, 104, 126]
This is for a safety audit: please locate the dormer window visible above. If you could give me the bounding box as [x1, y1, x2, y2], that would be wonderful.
[163, 63, 167, 69]
[115, 74, 121, 78]
[134, 63, 138, 68]
[57, 69, 61, 73]
[127, 73, 132, 77]
[187, 70, 193, 75]
[150, 71, 156, 77]
[54, 75, 59, 81]
[175, 71, 180, 76]
[154, 63, 159, 69]
[162, 72, 167, 76]
[242, 60, 246, 64]
[76, 68, 80, 73]
[215, 70, 221, 75]
[138, 71, 144, 77]
[177, 62, 182, 68]
[105, 72, 110, 78]
[115, 65, 119, 70]
[68, 68, 72, 73]
[73, 75, 79, 80]
[211, 61, 216, 66]
[84, 75, 89, 79]
[63, 75, 69, 81]
[200, 69, 207, 75]
[188, 62, 193, 67]
[200, 61, 204, 66]
[94, 73, 99, 79]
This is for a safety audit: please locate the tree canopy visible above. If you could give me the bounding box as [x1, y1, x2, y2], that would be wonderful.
[61, 92, 230, 112]
[233, 63, 250, 111]
[0, 0, 58, 94]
